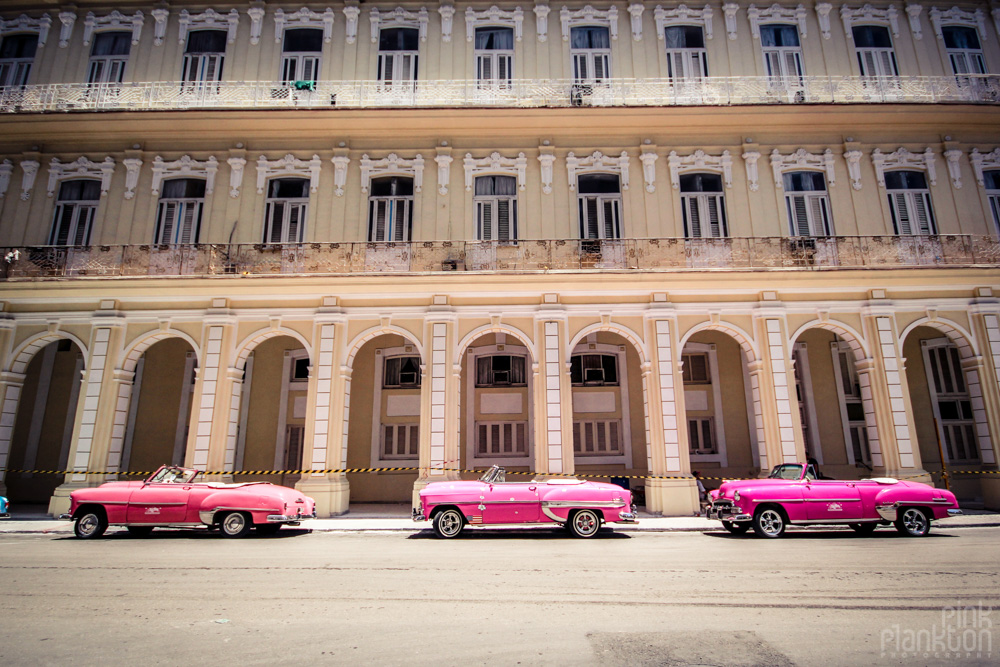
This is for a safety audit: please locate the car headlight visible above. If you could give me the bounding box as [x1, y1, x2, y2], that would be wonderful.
[733, 491, 741, 502]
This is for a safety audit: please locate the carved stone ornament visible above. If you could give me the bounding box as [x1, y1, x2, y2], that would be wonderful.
[466, 6, 524, 42]
[561, 5, 619, 41]
[667, 150, 733, 189]
[275, 8, 336, 44]
[655, 4, 714, 40]
[256, 154, 323, 194]
[47, 157, 115, 197]
[370, 7, 429, 43]
[463, 152, 528, 190]
[330, 155, 350, 196]
[770, 148, 837, 188]
[178, 9, 240, 45]
[19, 160, 39, 200]
[566, 151, 630, 190]
[841, 4, 900, 39]
[534, 5, 550, 41]
[227, 157, 246, 198]
[748, 4, 808, 40]
[0, 14, 52, 48]
[871, 148, 937, 187]
[969, 148, 1000, 187]
[0, 160, 12, 199]
[929, 7, 986, 42]
[83, 11, 144, 46]
[360, 154, 425, 193]
[151, 155, 219, 195]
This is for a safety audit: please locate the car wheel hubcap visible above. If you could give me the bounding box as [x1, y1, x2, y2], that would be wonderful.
[903, 510, 927, 534]
[760, 511, 782, 535]
[575, 513, 597, 535]
[441, 512, 461, 535]
[79, 515, 97, 535]
[224, 514, 245, 534]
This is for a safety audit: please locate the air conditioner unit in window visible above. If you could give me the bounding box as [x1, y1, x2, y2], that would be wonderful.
[584, 368, 605, 384]
[492, 370, 510, 385]
[399, 372, 418, 385]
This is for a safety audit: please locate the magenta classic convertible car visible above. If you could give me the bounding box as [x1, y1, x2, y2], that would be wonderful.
[707, 463, 961, 538]
[62, 465, 316, 538]
[413, 465, 638, 538]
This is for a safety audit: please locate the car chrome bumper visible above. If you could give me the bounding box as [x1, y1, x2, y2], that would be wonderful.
[706, 502, 751, 523]
[266, 511, 316, 523]
[412, 506, 425, 522]
[947, 508, 963, 517]
[0, 513, 9, 519]
[58, 513, 71, 520]
[618, 511, 638, 523]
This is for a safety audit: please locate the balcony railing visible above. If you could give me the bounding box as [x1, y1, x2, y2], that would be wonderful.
[1, 75, 998, 114]
[2, 236, 998, 279]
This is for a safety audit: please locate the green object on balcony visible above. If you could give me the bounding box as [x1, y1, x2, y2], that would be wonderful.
[293, 80, 315, 91]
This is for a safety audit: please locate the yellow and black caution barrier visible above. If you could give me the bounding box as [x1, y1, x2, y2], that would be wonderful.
[2, 466, 997, 482]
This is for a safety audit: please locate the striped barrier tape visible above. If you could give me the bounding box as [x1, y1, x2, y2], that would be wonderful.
[1, 467, 998, 481]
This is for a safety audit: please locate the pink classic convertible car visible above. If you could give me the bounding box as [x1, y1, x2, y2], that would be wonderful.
[62, 465, 316, 538]
[707, 462, 961, 538]
[413, 465, 637, 538]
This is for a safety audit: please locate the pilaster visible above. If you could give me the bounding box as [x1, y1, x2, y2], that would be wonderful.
[968, 306, 1000, 509]
[185, 310, 239, 474]
[536, 313, 571, 475]
[752, 313, 808, 468]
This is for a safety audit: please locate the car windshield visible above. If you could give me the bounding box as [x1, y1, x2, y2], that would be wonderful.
[148, 466, 198, 484]
[769, 464, 805, 480]
[479, 466, 506, 484]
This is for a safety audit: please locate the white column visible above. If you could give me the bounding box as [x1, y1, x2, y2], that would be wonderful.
[0, 371, 26, 490]
[542, 321, 565, 474]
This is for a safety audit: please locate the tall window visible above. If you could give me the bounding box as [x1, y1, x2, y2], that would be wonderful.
[759, 24, 803, 84]
[476, 355, 526, 386]
[182, 30, 226, 83]
[852, 25, 898, 77]
[985, 169, 1000, 234]
[87, 31, 131, 84]
[681, 173, 727, 238]
[942, 26, 987, 75]
[475, 27, 513, 86]
[0, 33, 39, 87]
[281, 28, 323, 85]
[783, 171, 833, 236]
[263, 178, 308, 243]
[570, 26, 610, 83]
[577, 174, 622, 239]
[383, 355, 421, 387]
[885, 170, 935, 235]
[475, 175, 517, 241]
[665, 26, 708, 80]
[570, 353, 619, 386]
[49, 180, 101, 246]
[922, 340, 979, 462]
[155, 179, 205, 244]
[832, 342, 871, 466]
[378, 27, 418, 84]
[368, 176, 413, 242]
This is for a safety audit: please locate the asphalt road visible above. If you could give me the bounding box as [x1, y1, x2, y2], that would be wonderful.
[1, 525, 997, 666]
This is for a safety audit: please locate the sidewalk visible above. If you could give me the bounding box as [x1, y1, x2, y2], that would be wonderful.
[2, 504, 999, 534]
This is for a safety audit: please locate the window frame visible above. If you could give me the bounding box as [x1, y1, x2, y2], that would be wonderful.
[680, 173, 728, 239]
[577, 173, 623, 240]
[474, 174, 519, 242]
[885, 170, 936, 236]
[921, 337, 981, 463]
[87, 31, 132, 85]
[783, 171, 833, 237]
[0, 32, 39, 87]
[181, 29, 227, 84]
[48, 179, 101, 246]
[368, 176, 414, 242]
[570, 25, 611, 84]
[664, 25, 708, 81]
[280, 27, 323, 85]
[984, 169, 1000, 236]
[154, 178, 206, 245]
[941, 25, 987, 75]
[758, 23, 804, 85]
[852, 25, 899, 78]
[474, 26, 514, 87]
[262, 177, 310, 244]
[377, 26, 419, 84]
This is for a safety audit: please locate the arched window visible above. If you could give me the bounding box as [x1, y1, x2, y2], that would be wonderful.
[263, 178, 309, 243]
[885, 170, 935, 235]
[49, 180, 101, 246]
[577, 173, 622, 239]
[680, 173, 727, 238]
[155, 179, 206, 244]
[87, 31, 131, 84]
[783, 171, 833, 236]
[281, 28, 323, 85]
[368, 176, 414, 242]
[475, 175, 517, 241]
[0, 33, 39, 87]
[182, 30, 227, 83]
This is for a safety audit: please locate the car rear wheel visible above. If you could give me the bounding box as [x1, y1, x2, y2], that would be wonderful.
[126, 526, 154, 537]
[432, 508, 465, 538]
[74, 510, 108, 539]
[721, 520, 750, 535]
[752, 507, 786, 538]
[849, 523, 878, 535]
[568, 509, 602, 538]
[895, 507, 931, 537]
[219, 511, 252, 538]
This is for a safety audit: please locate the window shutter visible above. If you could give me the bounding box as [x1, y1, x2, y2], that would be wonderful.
[74, 207, 94, 246]
[479, 200, 493, 240]
[685, 196, 702, 237]
[669, 51, 683, 79]
[499, 54, 511, 82]
[595, 54, 608, 80]
[267, 203, 284, 243]
[158, 201, 177, 244]
[585, 197, 600, 238]
[393, 198, 408, 241]
[891, 192, 912, 235]
[707, 195, 722, 237]
[205, 55, 222, 82]
[497, 199, 511, 240]
[381, 54, 394, 81]
[764, 51, 781, 78]
[178, 202, 199, 244]
[281, 56, 296, 82]
[87, 60, 104, 84]
[286, 203, 303, 243]
[879, 50, 898, 76]
[913, 192, 933, 234]
[480, 55, 492, 81]
[52, 206, 71, 245]
[860, 50, 877, 76]
[790, 194, 810, 235]
[809, 195, 830, 236]
[603, 198, 618, 239]
[574, 54, 588, 81]
[371, 200, 387, 241]
[303, 56, 319, 81]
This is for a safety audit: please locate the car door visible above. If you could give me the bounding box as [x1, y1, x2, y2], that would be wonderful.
[125, 482, 192, 524]
[802, 480, 863, 521]
[482, 483, 540, 524]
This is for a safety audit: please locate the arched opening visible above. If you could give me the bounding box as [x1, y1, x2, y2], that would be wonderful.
[235, 336, 309, 489]
[903, 325, 987, 505]
[680, 330, 757, 482]
[346, 333, 421, 503]
[6, 339, 84, 505]
[790, 327, 873, 480]
[121, 338, 196, 475]
[460, 331, 534, 477]
[569, 331, 648, 503]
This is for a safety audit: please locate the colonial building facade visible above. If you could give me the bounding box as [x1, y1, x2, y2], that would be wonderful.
[0, 0, 998, 516]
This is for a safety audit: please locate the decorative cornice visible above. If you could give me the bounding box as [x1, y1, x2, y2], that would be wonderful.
[655, 4, 714, 40]
[969, 148, 1000, 187]
[0, 14, 52, 47]
[770, 148, 836, 188]
[369, 7, 429, 43]
[748, 4, 808, 40]
[464, 152, 528, 190]
[929, 7, 986, 41]
[667, 150, 733, 188]
[871, 147, 936, 187]
[151, 155, 219, 195]
[360, 153, 425, 193]
[83, 11, 144, 46]
[47, 157, 115, 197]
[274, 7, 336, 44]
[561, 5, 619, 41]
[255, 154, 322, 194]
[841, 4, 900, 39]
[566, 151, 630, 190]
[466, 6, 524, 42]
[178, 9, 240, 45]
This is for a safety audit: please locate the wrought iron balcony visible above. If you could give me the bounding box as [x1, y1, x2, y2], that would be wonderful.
[2, 236, 998, 280]
[1, 75, 998, 114]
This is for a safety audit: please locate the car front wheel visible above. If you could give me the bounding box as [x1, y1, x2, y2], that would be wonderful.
[752, 507, 786, 538]
[721, 520, 750, 535]
[74, 510, 108, 539]
[895, 507, 931, 537]
[432, 508, 465, 538]
[219, 511, 252, 538]
[568, 509, 602, 538]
